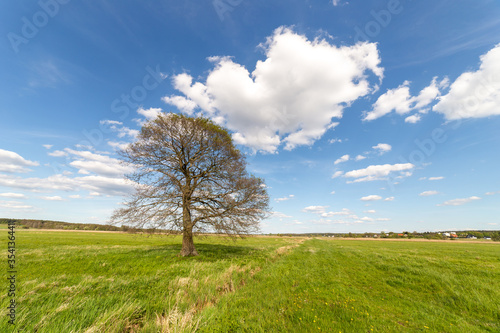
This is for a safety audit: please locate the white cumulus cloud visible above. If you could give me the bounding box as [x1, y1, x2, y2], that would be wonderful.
[344, 163, 414, 183]
[372, 143, 392, 153]
[136, 107, 163, 121]
[361, 195, 382, 201]
[405, 114, 421, 123]
[302, 205, 329, 214]
[162, 96, 197, 115]
[364, 77, 442, 121]
[433, 44, 500, 120]
[334, 154, 350, 165]
[355, 155, 366, 161]
[321, 208, 353, 217]
[165, 26, 383, 153]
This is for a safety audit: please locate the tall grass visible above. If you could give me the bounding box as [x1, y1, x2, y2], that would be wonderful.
[199, 239, 500, 332]
[1, 231, 498, 332]
[1, 230, 294, 332]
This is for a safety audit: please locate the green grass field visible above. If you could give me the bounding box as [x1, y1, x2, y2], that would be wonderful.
[1, 230, 499, 332]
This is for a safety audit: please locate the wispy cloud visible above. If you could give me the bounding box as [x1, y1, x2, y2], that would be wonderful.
[438, 196, 481, 206]
[27, 60, 71, 88]
[0, 149, 39, 173]
[275, 194, 295, 202]
[40, 196, 64, 201]
[419, 191, 439, 196]
[0, 200, 34, 211]
[0, 193, 26, 199]
[332, 171, 344, 179]
[0, 173, 134, 197]
[272, 211, 292, 219]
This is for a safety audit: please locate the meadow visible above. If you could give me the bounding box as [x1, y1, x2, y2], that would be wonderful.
[1, 230, 499, 332]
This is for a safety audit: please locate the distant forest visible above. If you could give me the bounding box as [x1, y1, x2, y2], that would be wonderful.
[0, 218, 178, 234]
[0, 218, 498, 240]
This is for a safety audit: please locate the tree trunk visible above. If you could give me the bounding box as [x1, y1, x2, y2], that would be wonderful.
[180, 225, 198, 256]
[180, 201, 198, 257]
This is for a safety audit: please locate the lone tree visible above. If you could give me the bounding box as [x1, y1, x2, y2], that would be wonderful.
[111, 113, 270, 256]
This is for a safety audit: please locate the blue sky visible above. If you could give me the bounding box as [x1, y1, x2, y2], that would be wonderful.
[1, 0, 499, 233]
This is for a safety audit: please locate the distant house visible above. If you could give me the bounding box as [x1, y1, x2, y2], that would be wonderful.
[466, 235, 477, 239]
[443, 232, 451, 237]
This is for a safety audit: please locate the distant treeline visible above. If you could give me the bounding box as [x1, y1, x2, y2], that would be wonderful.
[1, 218, 499, 240]
[0, 218, 179, 234]
[276, 230, 500, 241]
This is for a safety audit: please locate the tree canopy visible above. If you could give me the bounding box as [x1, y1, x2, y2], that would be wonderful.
[111, 113, 270, 256]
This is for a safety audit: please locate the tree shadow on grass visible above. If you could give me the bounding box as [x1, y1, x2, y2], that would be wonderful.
[143, 243, 259, 262]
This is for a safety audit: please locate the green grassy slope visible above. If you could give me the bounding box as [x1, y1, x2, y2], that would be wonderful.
[1, 230, 296, 332]
[200, 239, 500, 332]
[1, 230, 498, 332]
